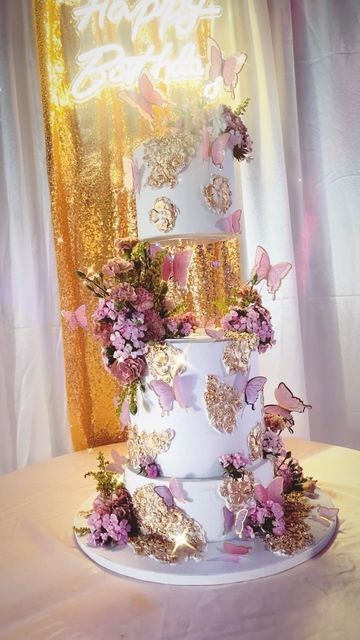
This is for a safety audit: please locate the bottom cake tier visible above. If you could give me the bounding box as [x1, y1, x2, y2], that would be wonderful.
[124, 459, 274, 542]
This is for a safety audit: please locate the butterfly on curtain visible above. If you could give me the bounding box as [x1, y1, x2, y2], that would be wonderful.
[149, 376, 190, 415]
[154, 477, 189, 507]
[250, 245, 292, 299]
[61, 304, 87, 330]
[216, 209, 242, 235]
[264, 382, 312, 430]
[121, 71, 168, 122]
[162, 249, 193, 289]
[122, 156, 144, 194]
[205, 37, 247, 99]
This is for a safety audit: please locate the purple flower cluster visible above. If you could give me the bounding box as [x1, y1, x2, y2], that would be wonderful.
[139, 458, 160, 478]
[87, 511, 131, 547]
[243, 499, 286, 539]
[220, 302, 275, 353]
[165, 312, 198, 338]
[222, 105, 253, 162]
[219, 452, 249, 470]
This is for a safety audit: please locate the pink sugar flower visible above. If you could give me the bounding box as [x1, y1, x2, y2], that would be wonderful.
[134, 287, 154, 312]
[103, 258, 133, 277]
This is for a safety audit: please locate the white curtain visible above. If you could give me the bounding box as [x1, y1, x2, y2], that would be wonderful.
[0, 0, 71, 474]
[0, 0, 359, 474]
[215, 0, 360, 449]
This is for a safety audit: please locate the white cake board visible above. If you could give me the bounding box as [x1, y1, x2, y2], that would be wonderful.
[74, 489, 337, 586]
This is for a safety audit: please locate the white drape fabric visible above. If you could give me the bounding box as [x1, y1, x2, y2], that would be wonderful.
[0, 1, 358, 474]
[216, 0, 360, 448]
[0, 0, 71, 474]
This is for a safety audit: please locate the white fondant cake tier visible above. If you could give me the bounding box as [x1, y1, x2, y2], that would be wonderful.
[132, 336, 265, 478]
[134, 143, 242, 242]
[124, 459, 274, 542]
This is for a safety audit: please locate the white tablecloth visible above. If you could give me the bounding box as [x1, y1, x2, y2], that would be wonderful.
[0, 439, 359, 639]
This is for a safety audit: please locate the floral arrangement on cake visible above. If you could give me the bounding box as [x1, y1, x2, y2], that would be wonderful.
[77, 239, 197, 415]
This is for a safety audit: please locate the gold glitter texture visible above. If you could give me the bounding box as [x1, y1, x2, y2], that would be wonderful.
[204, 375, 242, 433]
[127, 425, 175, 467]
[222, 333, 260, 374]
[149, 197, 179, 233]
[247, 423, 264, 460]
[265, 494, 314, 555]
[218, 474, 254, 512]
[146, 343, 186, 383]
[131, 484, 206, 563]
[202, 175, 232, 215]
[143, 134, 197, 188]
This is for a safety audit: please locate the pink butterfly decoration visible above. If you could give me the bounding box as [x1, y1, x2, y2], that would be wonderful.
[223, 506, 235, 534]
[317, 505, 339, 520]
[121, 71, 167, 122]
[223, 540, 252, 556]
[237, 375, 267, 409]
[216, 209, 242, 235]
[61, 304, 87, 330]
[206, 37, 247, 99]
[105, 449, 128, 475]
[205, 327, 225, 341]
[154, 478, 189, 507]
[123, 156, 143, 194]
[150, 376, 190, 414]
[203, 130, 231, 168]
[235, 508, 248, 537]
[162, 250, 193, 289]
[254, 476, 284, 506]
[119, 397, 130, 428]
[250, 245, 292, 299]
[264, 382, 312, 423]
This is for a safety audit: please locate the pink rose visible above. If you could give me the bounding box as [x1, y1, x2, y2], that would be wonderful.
[134, 287, 154, 312]
[103, 258, 133, 277]
[114, 237, 138, 253]
[110, 357, 146, 384]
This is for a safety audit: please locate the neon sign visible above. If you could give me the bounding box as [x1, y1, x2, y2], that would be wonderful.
[70, 0, 222, 102]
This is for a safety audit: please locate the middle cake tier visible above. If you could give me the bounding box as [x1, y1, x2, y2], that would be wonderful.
[129, 335, 265, 479]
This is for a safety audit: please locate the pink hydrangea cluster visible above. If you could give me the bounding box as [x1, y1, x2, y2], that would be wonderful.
[220, 302, 275, 353]
[262, 431, 287, 457]
[165, 312, 198, 338]
[219, 452, 249, 470]
[243, 498, 286, 539]
[87, 511, 131, 547]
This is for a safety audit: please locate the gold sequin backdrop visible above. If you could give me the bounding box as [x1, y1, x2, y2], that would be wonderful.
[33, 0, 241, 449]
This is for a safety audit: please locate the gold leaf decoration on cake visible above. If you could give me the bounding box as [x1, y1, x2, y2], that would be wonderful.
[143, 133, 197, 189]
[247, 422, 264, 460]
[130, 484, 206, 563]
[264, 493, 314, 554]
[222, 333, 260, 374]
[149, 197, 179, 233]
[202, 175, 232, 215]
[146, 343, 186, 384]
[127, 426, 175, 467]
[204, 375, 242, 433]
[218, 474, 254, 512]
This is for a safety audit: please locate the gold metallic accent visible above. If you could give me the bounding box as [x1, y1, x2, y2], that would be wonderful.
[130, 484, 206, 563]
[149, 197, 179, 233]
[143, 133, 197, 189]
[265, 494, 314, 555]
[202, 175, 232, 215]
[204, 375, 242, 434]
[222, 333, 260, 374]
[247, 422, 264, 460]
[146, 343, 186, 383]
[218, 474, 254, 513]
[127, 425, 175, 467]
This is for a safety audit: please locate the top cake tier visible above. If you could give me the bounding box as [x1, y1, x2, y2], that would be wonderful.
[133, 138, 242, 243]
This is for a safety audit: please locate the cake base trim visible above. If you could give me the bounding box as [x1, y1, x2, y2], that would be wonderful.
[74, 489, 337, 585]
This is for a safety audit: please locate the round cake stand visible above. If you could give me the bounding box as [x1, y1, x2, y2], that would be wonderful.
[74, 490, 337, 586]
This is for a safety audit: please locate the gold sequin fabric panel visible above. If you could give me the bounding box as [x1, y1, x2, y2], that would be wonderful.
[204, 374, 242, 433]
[127, 425, 175, 467]
[130, 484, 206, 563]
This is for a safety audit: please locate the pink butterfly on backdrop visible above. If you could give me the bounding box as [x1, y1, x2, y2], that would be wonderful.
[154, 477, 189, 507]
[121, 71, 167, 122]
[203, 128, 230, 168]
[237, 375, 267, 410]
[123, 156, 144, 194]
[162, 250, 193, 289]
[216, 209, 242, 235]
[150, 376, 190, 414]
[250, 246, 292, 299]
[264, 382, 312, 429]
[254, 476, 284, 505]
[61, 304, 87, 330]
[206, 37, 247, 98]
[105, 449, 128, 475]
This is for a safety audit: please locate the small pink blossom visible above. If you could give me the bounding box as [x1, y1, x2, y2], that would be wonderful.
[110, 357, 146, 384]
[103, 258, 133, 277]
[134, 287, 154, 312]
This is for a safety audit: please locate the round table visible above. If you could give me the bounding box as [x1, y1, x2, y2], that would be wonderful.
[0, 439, 359, 639]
